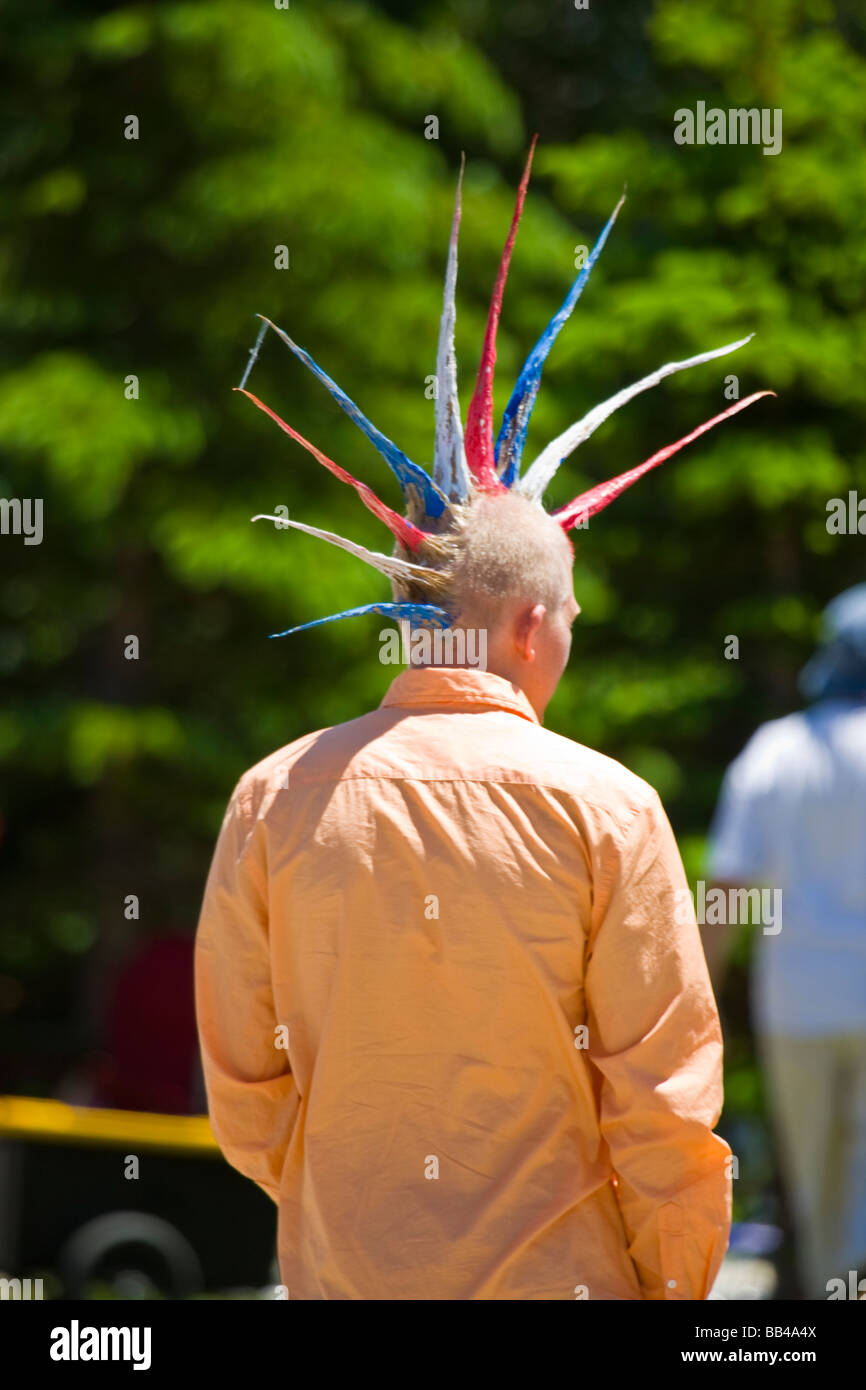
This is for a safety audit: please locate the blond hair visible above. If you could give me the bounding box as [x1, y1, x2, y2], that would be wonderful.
[392, 491, 573, 624]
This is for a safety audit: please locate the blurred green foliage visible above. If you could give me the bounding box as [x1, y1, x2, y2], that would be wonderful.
[1, 0, 864, 1224]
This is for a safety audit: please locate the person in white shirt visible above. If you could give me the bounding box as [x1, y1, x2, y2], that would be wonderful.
[706, 583, 866, 1300]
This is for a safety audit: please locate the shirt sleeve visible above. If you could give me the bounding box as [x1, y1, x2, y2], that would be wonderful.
[706, 737, 770, 883]
[194, 776, 300, 1205]
[585, 792, 732, 1300]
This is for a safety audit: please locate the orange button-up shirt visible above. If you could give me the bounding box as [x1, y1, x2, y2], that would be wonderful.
[195, 666, 731, 1300]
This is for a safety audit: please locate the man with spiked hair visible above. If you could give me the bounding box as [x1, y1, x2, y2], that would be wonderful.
[195, 141, 773, 1299]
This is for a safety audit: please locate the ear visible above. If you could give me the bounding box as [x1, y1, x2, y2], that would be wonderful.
[515, 603, 546, 661]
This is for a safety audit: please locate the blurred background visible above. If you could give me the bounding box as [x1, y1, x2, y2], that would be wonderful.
[1, 0, 865, 1298]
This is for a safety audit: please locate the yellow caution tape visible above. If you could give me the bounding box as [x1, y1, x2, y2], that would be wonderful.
[0, 1095, 220, 1155]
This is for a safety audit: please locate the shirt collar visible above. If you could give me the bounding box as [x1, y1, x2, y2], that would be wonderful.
[380, 666, 540, 725]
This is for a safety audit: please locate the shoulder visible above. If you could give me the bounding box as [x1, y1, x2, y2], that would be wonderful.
[726, 711, 809, 785]
[230, 724, 333, 812]
[522, 721, 662, 823]
[229, 707, 394, 813]
[228, 710, 662, 835]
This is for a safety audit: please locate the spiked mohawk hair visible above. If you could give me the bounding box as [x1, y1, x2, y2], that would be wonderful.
[237, 138, 773, 638]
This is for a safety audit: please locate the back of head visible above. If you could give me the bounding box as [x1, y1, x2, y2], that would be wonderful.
[391, 491, 574, 633]
[799, 582, 866, 703]
[450, 492, 574, 629]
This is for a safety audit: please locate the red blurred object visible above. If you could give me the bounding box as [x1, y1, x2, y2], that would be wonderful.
[94, 935, 199, 1114]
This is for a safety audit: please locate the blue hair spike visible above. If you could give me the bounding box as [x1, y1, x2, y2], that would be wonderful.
[495, 189, 626, 488]
[269, 601, 453, 639]
[260, 317, 449, 521]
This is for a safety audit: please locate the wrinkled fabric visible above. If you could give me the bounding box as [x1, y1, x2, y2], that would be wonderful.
[195, 666, 731, 1300]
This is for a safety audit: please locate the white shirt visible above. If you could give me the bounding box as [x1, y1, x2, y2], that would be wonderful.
[707, 698, 866, 1035]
